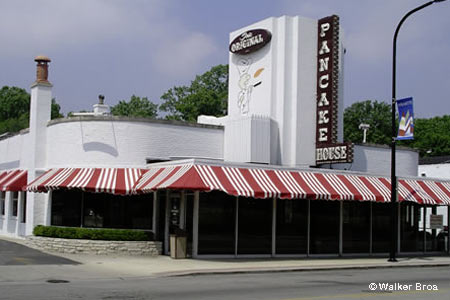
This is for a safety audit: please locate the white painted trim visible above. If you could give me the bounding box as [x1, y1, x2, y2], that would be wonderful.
[44, 191, 52, 226]
[15, 192, 24, 235]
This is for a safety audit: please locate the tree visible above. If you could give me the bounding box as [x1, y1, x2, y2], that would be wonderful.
[159, 64, 228, 122]
[51, 99, 64, 119]
[0, 86, 63, 134]
[343, 100, 392, 145]
[343, 99, 450, 157]
[405, 116, 450, 157]
[110, 95, 158, 118]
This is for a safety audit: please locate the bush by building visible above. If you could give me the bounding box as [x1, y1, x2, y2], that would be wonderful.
[33, 225, 153, 241]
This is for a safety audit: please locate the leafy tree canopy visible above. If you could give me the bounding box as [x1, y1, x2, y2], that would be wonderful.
[343, 99, 450, 157]
[0, 86, 63, 134]
[343, 100, 392, 145]
[407, 116, 450, 157]
[159, 64, 228, 122]
[110, 95, 158, 118]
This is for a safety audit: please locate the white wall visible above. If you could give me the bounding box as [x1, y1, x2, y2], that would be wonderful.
[225, 16, 321, 167]
[0, 132, 30, 169]
[46, 118, 224, 168]
[331, 144, 419, 177]
[419, 164, 450, 179]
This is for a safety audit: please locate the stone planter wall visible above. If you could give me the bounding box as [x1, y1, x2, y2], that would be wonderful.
[26, 236, 162, 256]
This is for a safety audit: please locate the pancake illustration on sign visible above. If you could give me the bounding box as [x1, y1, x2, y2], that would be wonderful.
[236, 60, 264, 115]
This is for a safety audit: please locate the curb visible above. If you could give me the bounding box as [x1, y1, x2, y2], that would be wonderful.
[157, 262, 450, 277]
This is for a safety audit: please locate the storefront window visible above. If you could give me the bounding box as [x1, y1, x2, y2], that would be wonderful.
[12, 192, 18, 217]
[21, 192, 27, 223]
[51, 190, 153, 230]
[0, 192, 5, 216]
[309, 200, 339, 254]
[52, 190, 82, 227]
[343, 202, 370, 253]
[238, 198, 272, 255]
[372, 203, 391, 253]
[83, 192, 153, 229]
[400, 203, 424, 252]
[276, 199, 308, 254]
[423, 206, 445, 252]
[198, 191, 236, 255]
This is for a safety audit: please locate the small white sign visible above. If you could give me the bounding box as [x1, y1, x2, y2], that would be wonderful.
[430, 214, 443, 230]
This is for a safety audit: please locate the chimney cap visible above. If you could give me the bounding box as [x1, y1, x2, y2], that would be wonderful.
[34, 55, 51, 63]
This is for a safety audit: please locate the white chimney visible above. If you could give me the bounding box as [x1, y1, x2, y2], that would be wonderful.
[93, 94, 110, 115]
[26, 55, 53, 235]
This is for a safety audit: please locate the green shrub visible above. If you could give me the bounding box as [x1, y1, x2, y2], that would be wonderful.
[33, 225, 153, 241]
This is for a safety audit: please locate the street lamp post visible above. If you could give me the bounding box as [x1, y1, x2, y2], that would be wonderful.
[389, 0, 447, 262]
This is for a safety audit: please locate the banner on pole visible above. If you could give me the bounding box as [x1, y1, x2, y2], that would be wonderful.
[397, 97, 414, 140]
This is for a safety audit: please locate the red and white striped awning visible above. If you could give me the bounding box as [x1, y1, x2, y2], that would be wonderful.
[0, 170, 27, 192]
[398, 178, 450, 205]
[134, 163, 393, 202]
[134, 162, 450, 205]
[27, 168, 145, 195]
[24, 163, 450, 205]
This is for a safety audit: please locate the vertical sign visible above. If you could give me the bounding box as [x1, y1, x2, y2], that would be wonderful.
[316, 15, 339, 145]
[397, 97, 414, 140]
[316, 15, 353, 164]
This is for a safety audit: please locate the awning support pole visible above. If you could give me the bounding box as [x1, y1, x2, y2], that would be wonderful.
[192, 191, 199, 258]
[307, 199, 310, 257]
[339, 201, 343, 256]
[271, 197, 276, 257]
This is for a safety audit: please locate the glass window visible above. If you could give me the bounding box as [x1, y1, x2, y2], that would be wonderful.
[51, 190, 82, 227]
[372, 203, 391, 253]
[21, 192, 27, 223]
[198, 191, 236, 255]
[51, 190, 153, 229]
[82, 192, 153, 230]
[12, 192, 18, 217]
[238, 198, 272, 255]
[309, 200, 339, 254]
[276, 199, 308, 254]
[343, 202, 370, 253]
[435, 206, 448, 252]
[0, 192, 5, 215]
[400, 203, 424, 252]
[424, 206, 445, 252]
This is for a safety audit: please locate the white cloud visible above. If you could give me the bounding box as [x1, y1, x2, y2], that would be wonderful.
[0, 0, 150, 55]
[152, 32, 217, 77]
[0, 0, 219, 86]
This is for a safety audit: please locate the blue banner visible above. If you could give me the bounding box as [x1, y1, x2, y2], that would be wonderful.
[397, 97, 414, 140]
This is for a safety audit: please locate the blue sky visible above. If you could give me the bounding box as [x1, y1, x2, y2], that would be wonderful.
[0, 0, 448, 118]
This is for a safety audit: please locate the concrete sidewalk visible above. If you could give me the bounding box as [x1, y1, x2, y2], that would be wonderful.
[1, 236, 450, 282]
[61, 253, 450, 278]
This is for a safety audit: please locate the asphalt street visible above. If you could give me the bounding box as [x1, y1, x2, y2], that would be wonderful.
[1, 239, 449, 299]
[0, 266, 449, 300]
[0, 239, 77, 265]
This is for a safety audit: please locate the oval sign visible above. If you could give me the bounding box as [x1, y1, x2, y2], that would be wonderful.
[229, 29, 272, 55]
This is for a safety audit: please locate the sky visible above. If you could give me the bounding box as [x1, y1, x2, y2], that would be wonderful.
[0, 0, 449, 118]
